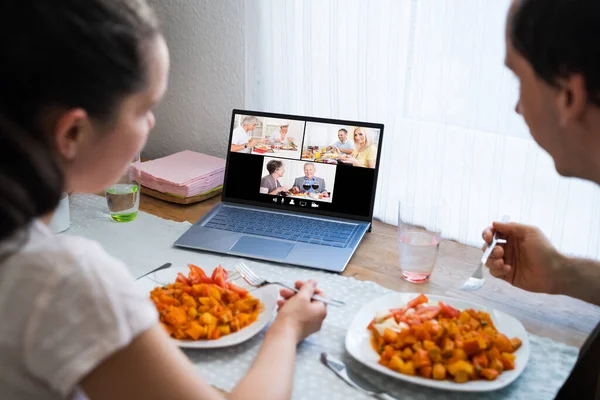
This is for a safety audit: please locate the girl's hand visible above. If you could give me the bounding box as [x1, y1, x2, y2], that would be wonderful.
[274, 280, 327, 343]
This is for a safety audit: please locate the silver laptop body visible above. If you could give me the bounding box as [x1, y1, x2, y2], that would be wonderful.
[174, 110, 384, 273]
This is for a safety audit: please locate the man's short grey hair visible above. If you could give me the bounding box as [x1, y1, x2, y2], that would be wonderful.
[304, 162, 315, 169]
[241, 116, 259, 126]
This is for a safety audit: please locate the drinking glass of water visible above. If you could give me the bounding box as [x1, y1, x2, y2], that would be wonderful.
[105, 153, 141, 222]
[397, 199, 445, 283]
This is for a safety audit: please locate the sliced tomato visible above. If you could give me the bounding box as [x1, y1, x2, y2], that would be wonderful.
[176, 272, 192, 286]
[439, 301, 460, 318]
[211, 266, 229, 289]
[188, 264, 213, 284]
[367, 318, 376, 330]
[405, 317, 422, 326]
[211, 265, 229, 281]
[390, 308, 406, 323]
[228, 282, 249, 297]
[406, 293, 429, 310]
[415, 306, 441, 321]
[390, 307, 405, 317]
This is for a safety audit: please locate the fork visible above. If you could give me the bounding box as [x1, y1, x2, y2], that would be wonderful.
[136, 262, 172, 281]
[459, 215, 509, 291]
[233, 262, 346, 307]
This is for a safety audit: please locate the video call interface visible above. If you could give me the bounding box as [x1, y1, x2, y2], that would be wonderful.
[224, 113, 382, 219]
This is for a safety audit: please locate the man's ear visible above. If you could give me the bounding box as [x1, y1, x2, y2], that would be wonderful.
[557, 74, 588, 127]
[53, 108, 91, 161]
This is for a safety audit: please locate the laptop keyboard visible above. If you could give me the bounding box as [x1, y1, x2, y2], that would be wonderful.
[204, 207, 358, 248]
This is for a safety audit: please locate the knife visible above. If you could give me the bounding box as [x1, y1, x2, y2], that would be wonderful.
[320, 353, 397, 400]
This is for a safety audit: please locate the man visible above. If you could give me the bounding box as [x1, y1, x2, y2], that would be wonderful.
[483, 1, 600, 398]
[326, 128, 354, 155]
[231, 115, 259, 153]
[292, 163, 329, 197]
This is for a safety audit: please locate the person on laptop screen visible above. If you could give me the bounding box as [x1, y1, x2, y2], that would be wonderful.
[326, 128, 354, 155]
[231, 115, 259, 153]
[291, 163, 329, 197]
[269, 121, 295, 145]
[260, 160, 289, 195]
[344, 127, 377, 168]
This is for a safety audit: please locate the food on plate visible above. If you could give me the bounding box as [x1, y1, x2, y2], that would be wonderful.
[302, 150, 314, 159]
[281, 145, 295, 150]
[254, 144, 271, 151]
[323, 152, 340, 159]
[288, 189, 306, 196]
[309, 192, 324, 199]
[315, 159, 337, 165]
[150, 264, 263, 341]
[367, 294, 522, 383]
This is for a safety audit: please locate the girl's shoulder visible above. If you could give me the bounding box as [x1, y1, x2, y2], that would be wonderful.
[0, 221, 157, 398]
[12, 220, 131, 283]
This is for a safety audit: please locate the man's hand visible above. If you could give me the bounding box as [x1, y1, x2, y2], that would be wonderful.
[246, 139, 257, 149]
[482, 221, 563, 294]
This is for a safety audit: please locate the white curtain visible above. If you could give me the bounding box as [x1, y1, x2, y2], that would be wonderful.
[245, 0, 600, 259]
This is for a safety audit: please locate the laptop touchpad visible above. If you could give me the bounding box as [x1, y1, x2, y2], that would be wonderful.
[230, 236, 294, 260]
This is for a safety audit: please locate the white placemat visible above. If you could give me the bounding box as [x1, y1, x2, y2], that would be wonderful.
[65, 194, 578, 399]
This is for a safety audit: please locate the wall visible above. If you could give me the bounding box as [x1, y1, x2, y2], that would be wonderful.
[145, 0, 245, 160]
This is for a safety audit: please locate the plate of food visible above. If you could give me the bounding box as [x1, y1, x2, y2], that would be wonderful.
[345, 293, 529, 392]
[136, 264, 278, 348]
[254, 144, 273, 152]
[316, 158, 338, 165]
[281, 145, 296, 150]
[322, 153, 340, 159]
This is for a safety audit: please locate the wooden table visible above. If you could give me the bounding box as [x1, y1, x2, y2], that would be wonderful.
[139, 192, 600, 348]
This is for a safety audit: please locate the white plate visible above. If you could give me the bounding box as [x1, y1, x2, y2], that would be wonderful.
[135, 266, 278, 349]
[345, 292, 530, 392]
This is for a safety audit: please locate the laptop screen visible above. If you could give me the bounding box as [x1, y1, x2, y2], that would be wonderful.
[222, 109, 384, 222]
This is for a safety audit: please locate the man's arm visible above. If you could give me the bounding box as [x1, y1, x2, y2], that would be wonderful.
[319, 178, 326, 193]
[483, 221, 600, 307]
[339, 147, 354, 155]
[556, 256, 600, 306]
[231, 143, 246, 152]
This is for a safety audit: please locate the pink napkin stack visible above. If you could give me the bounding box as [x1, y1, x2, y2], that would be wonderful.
[137, 150, 226, 197]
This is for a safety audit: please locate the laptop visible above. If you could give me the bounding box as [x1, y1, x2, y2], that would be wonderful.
[173, 109, 384, 272]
